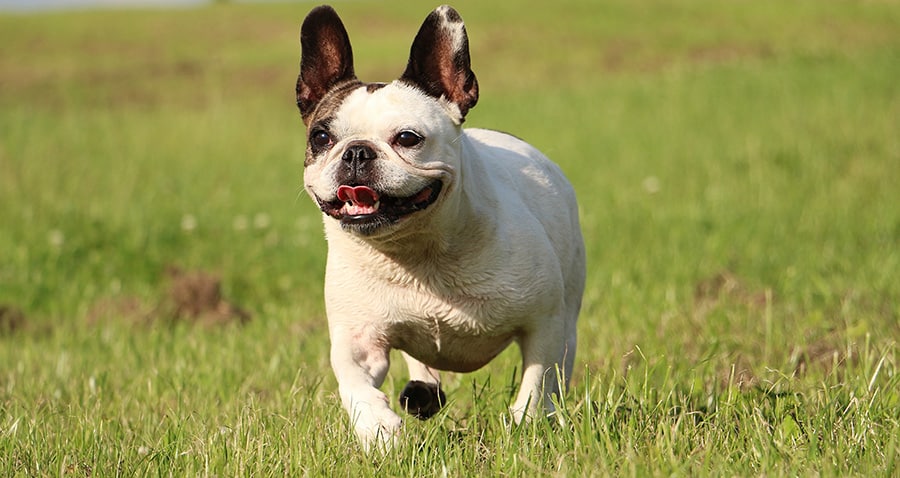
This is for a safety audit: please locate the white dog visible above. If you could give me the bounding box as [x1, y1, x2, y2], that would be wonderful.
[296, 4, 585, 450]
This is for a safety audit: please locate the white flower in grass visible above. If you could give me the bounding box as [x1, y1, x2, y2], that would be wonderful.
[253, 213, 271, 230]
[642, 176, 661, 194]
[48, 229, 65, 248]
[233, 215, 249, 231]
[180, 214, 197, 232]
[277, 275, 292, 291]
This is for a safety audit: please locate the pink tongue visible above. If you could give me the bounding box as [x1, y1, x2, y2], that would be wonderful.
[337, 185, 379, 206]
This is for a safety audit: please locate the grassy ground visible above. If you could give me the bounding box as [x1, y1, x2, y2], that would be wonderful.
[1, 0, 899, 475]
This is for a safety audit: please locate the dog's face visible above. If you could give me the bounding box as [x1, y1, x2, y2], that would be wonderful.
[297, 6, 478, 237]
[302, 83, 456, 237]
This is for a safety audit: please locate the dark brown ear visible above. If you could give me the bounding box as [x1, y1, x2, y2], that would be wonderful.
[400, 5, 478, 122]
[296, 5, 357, 123]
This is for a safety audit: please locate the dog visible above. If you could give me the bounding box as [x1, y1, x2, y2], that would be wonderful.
[296, 4, 585, 451]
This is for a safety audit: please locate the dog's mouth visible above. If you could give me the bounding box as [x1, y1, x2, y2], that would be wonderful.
[316, 180, 443, 232]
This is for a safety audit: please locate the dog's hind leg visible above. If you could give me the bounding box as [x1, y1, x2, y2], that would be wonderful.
[399, 352, 445, 420]
[510, 319, 567, 424]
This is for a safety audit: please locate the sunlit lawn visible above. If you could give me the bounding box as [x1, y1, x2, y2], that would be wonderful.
[1, 1, 898, 475]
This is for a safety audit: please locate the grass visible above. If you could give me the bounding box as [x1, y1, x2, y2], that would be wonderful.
[1, 0, 899, 475]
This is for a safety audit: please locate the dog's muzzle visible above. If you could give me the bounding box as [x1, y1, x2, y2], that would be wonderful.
[315, 180, 443, 234]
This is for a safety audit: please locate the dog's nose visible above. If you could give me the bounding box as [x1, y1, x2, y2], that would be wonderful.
[342, 144, 377, 164]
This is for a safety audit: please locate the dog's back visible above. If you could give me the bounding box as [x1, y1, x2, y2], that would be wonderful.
[461, 126, 585, 346]
[463, 127, 585, 280]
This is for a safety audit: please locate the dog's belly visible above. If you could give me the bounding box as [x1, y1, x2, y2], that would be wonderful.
[388, 317, 518, 373]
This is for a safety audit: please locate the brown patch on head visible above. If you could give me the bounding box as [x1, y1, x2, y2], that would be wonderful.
[366, 82, 387, 93]
[165, 266, 250, 326]
[302, 80, 366, 167]
[299, 77, 363, 131]
[304, 80, 390, 133]
[303, 79, 362, 127]
[0, 304, 27, 335]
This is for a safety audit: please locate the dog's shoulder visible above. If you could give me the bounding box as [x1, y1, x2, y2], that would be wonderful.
[462, 128, 576, 200]
[463, 128, 534, 156]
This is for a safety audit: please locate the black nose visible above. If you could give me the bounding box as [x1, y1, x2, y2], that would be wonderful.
[342, 144, 377, 164]
[338, 142, 378, 184]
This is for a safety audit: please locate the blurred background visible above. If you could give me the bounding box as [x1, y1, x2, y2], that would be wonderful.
[0, 1, 898, 473]
[0, 0, 205, 11]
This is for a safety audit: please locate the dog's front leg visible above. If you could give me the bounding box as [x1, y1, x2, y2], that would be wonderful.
[330, 329, 402, 452]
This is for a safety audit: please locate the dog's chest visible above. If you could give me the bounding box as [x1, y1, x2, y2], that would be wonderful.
[381, 277, 525, 373]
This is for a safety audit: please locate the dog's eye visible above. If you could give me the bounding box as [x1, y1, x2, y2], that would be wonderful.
[394, 131, 423, 148]
[310, 130, 333, 149]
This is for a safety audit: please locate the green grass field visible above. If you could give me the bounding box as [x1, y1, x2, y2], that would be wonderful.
[2, 0, 899, 475]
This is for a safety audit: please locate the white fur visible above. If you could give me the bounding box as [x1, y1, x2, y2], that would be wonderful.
[307, 80, 585, 451]
[305, 83, 458, 208]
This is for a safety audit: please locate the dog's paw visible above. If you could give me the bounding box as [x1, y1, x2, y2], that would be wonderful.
[355, 410, 403, 453]
[398, 380, 446, 420]
[509, 395, 563, 427]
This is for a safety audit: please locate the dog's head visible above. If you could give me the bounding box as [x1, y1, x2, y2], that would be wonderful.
[296, 5, 478, 237]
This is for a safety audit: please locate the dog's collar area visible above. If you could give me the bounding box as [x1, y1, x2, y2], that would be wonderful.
[316, 180, 443, 234]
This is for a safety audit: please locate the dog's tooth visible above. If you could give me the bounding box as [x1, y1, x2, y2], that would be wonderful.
[374, 200, 380, 211]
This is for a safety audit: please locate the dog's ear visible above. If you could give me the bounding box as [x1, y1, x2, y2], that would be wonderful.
[401, 5, 479, 122]
[296, 5, 357, 123]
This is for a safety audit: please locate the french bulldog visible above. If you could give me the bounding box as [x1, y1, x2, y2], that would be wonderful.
[295, 4, 585, 451]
